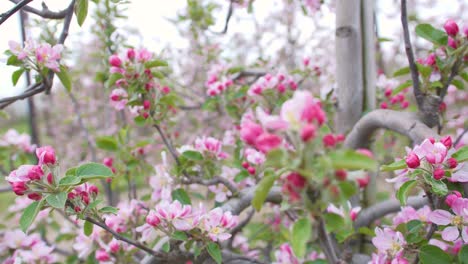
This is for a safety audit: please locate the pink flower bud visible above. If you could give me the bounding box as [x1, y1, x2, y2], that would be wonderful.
[109, 240, 120, 253]
[96, 249, 110, 262]
[28, 165, 44, 181]
[439, 102, 447, 112]
[335, 169, 347, 181]
[286, 172, 306, 188]
[300, 124, 316, 142]
[146, 211, 161, 227]
[143, 100, 151, 110]
[323, 134, 336, 147]
[448, 37, 458, 49]
[74, 206, 81, 213]
[36, 146, 56, 165]
[103, 157, 113, 167]
[247, 166, 256, 175]
[405, 153, 420, 168]
[445, 193, 461, 207]
[349, 207, 361, 221]
[11, 181, 27, 195]
[27, 192, 42, 201]
[441, 136, 452, 149]
[425, 53, 436, 66]
[142, 112, 149, 119]
[401, 101, 409, 109]
[277, 83, 286, 93]
[384, 88, 392, 98]
[47, 173, 54, 184]
[89, 185, 99, 196]
[127, 49, 135, 60]
[289, 81, 297, 90]
[444, 19, 459, 36]
[241, 161, 249, 169]
[109, 55, 122, 68]
[447, 157, 458, 169]
[433, 168, 445, 180]
[162, 86, 171, 94]
[357, 175, 370, 188]
[303, 57, 310, 66]
[380, 102, 388, 109]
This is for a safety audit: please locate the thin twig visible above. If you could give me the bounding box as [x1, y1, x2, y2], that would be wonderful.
[318, 217, 339, 263]
[213, 0, 234, 34]
[9, 0, 68, 19]
[400, 0, 423, 109]
[0, 0, 34, 25]
[454, 126, 468, 147]
[439, 49, 466, 100]
[85, 216, 161, 257]
[181, 176, 238, 195]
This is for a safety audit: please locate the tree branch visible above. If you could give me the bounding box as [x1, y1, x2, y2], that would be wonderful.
[400, 0, 422, 108]
[221, 186, 282, 215]
[9, 0, 69, 19]
[0, 0, 34, 25]
[354, 196, 428, 229]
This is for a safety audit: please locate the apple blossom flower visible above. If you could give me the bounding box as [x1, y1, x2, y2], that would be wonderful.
[35, 43, 63, 72]
[203, 208, 238, 242]
[405, 152, 420, 168]
[273, 243, 299, 264]
[412, 139, 447, 164]
[194, 136, 228, 159]
[428, 197, 468, 242]
[154, 200, 193, 231]
[244, 148, 266, 165]
[109, 88, 128, 110]
[372, 227, 406, 259]
[109, 54, 122, 68]
[36, 146, 56, 165]
[444, 19, 459, 36]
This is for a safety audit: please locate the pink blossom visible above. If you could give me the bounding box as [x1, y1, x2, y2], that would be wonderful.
[256, 107, 288, 131]
[155, 200, 193, 230]
[35, 43, 63, 72]
[8, 40, 29, 60]
[194, 136, 228, 159]
[137, 48, 152, 62]
[372, 227, 406, 258]
[109, 88, 128, 110]
[452, 162, 468, 182]
[36, 146, 56, 165]
[405, 152, 420, 168]
[203, 208, 238, 242]
[96, 248, 111, 262]
[240, 121, 264, 145]
[109, 54, 122, 67]
[0, 129, 34, 152]
[244, 148, 266, 165]
[273, 243, 299, 264]
[413, 139, 447, 164]
[255, 133, 282, 153]
[280, 90, 325, 130]
[429, 198, 468, 242]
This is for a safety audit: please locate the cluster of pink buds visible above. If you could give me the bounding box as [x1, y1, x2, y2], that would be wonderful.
[68, 183, 99, 213]
[302, 57, 322, 76]
[107, 48, 169, 120]
[103, 157, 117, 181]
[404, 136, 467, 181]
[205, 63, 234, 96]
[8, 39, 63, 72]
[248, 73, 297, 96]
[443, 19, 466, 50]
[5, 146, 56, 200]
[282, 172, 307, 202]
[322, 133, 345, 148]
[380, 88, 410, 110]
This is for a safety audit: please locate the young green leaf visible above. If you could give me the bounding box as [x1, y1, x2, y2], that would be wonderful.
[419, 245, 451, 264]
[381, 159, 407, 172]
[182, 150, 204, 161]
[252, 170, 278, 211]
[84, 220, 93, 236]
[95, 136, 119, 151]
[452, 146, 468, 163]
[329, 150, 377, 171]
[12, 68, 24, 85]
[76, 162, 114, 180]
[20, 199, 45, 233]
[75, 0, 89, 26]
[207, 242, 222, 264]
[99, 206, 119, 215]
[459, 245, 468, 264]
[46, 192, 68, 209]
[396, 180, 418, 205]
[56, 65, 72, 92]
[59, 175, 81, 186]
[392, 66, 410, 77]
[172, 188, 192, 205]
[144, 59, 168, 68]
[415, 24, 448, 46]
[291, 218, 311, 258]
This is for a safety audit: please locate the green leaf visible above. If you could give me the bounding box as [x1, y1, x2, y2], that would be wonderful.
[96, 136, 119, 151]
[392, 80, 413, 96]
[99, 206, 119, 215]
[56, 65, 72, 92]
[424, 175, 448, 196]
[252, 170, 277, 211]
[415, 24, 448, 46]
[265, 148, 288, 167]
[451, 79, 464, 90]
[396, 180, 418, 205]
[393, 66, 410, 77]
[323, 213, 345, 233]
[65, 167, 77, 176]
[12, 68, 24, 86]
[134, 116, 147, 126]
[162, 241, 170, 252]
[406, 220, 422, 234]
[59, 176, 81, 186]
[234, 170, 249, 182]
[182, 150, 203, 161]
[329, 150, 377, 171]
[452, 146, 468, 163]
[46, 192, 67, 209]
[75, 0, 89, 26]
[416, 63, 432, 78]
[381, 159, 407, 172]
[7, 55, 22, 66]
[172, 188, 192, 205]
[291, 218, 311, 258]
[459, 245, 468, 264]
[76, 162, 113, 180]
[419, 245, 451, 264]
[84, 220, 93, 236]
[172, 231, 188, 241]
[207, 242, 222, 264]
[144, 59, 168, 68]
[20, 199, 45, 233]
[338, 181, 357, 200]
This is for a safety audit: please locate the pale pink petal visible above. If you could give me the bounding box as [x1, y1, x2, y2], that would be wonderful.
[428, 210, 452, 225]
[441, 226, 459, 241]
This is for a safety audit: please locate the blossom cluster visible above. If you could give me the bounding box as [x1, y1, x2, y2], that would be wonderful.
[0, 230, 57, 264]
[5, 146, 56, 200]
[9, 39, 63, 72]
[0, 129, 35, 153]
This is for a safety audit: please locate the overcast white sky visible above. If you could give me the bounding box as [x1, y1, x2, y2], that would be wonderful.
[0, 0, 464, 100]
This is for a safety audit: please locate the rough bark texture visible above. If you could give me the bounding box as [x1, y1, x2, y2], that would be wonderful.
[336, 0, 363, 134]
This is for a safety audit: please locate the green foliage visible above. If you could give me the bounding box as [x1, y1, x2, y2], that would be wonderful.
[329, 150, 377, 171]
[415, 24, 448, 46]
[20, 199, 45, 233]
[396, 180, 417, 205]
[452, 146, 468, 163]
[84, 220, 93, 236]
[252, 169, 277, 211]
[172, 188, 192, 205]
[381, 159, 407, 172]
[207, 242, 222, 264]
[291, 218, 311, 258]
[46, 192, 68, 209]
[418, 245, 452, 264]
[96, 136, 119, 151]
[75, 0, 89, 26]
[56, 65, 72, 92]
[76, 162, 114, 180]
